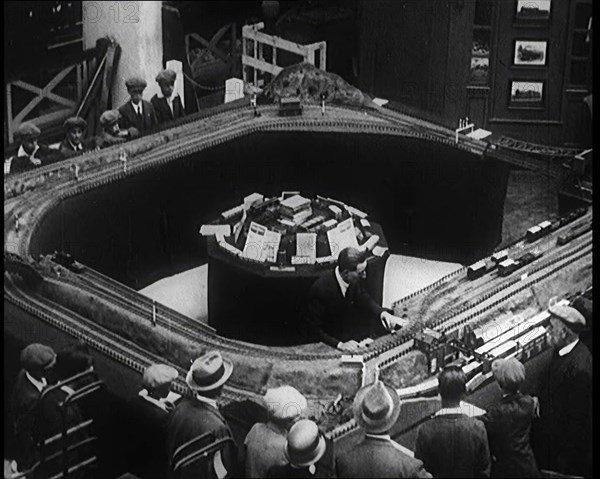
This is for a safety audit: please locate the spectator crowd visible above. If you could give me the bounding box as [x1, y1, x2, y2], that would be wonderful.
[4, 297, 592, 478]
[4, 68, 186, 176]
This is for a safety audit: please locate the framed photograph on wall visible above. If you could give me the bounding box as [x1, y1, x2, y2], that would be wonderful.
[509, 80, 545, 107]
[470, 57, 489, 83]
[515, 0, 551, 21]
[514, 40, 547, 65]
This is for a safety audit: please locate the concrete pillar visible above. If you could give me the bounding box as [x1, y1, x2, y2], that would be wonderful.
[83, 1, 163, 108]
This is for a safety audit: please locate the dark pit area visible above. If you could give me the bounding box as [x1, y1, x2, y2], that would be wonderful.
[30, 132, 509, 292]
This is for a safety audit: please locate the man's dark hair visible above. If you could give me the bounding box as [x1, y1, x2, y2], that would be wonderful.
[54, 341, 93, 381]
[438, 365, 467, 402]
[338, 247, 366, 273]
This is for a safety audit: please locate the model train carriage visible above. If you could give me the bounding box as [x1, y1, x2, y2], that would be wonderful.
[539, 220, 552, 235]
[526, 225, 542, 242]
[559, 206, 588, 226]
[279, 97, 303, 117]
[491, 250, 508, 264]
[498, 258, 518, 276]
[557, 232, 573, 246]
[467, 260, 487, 280]
[518, 249, 543, 266]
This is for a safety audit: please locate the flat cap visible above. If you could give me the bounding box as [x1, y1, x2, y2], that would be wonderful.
[14, 122, 41, 142]
[155, 69, 177, 85]
[491, 357, 525, 392]
[125, 76, 147, 91]
[99, 110, 121, 127]
[549, 304, 586, 330]
[142, 363, 178, 389]
[20, 343, 56, 371]
[571, 296, 592, 323]
[63, 116, 87, 131]
[264, 386, 308, 420]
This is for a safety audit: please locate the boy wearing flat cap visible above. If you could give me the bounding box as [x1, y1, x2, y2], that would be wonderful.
[59, 116, 96, 158]
[534, 304, 592, 477]
[245, 385, 307, 478]
[151, 69, 185, 125]
[6, 122, 62, 175]
[128, 363, 179, 479]
[166, 351, 239, 479]
[118, 76, 158, 134]
[96, 110, 139, 149]
[337, 380, 432, 478]
[8, 343, 56, 470]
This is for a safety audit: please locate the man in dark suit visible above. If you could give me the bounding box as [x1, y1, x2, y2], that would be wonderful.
[166, 351, 238, 479]
[32, 343, 96, 479]
[571, 295, 592, 353]
[118, 76, 158, 135]
[9, 343, 56, 471]
[129, 363, 179, 479]
[536, 304, 592, 477]
[305, 247, 409, 351]
[336, 380, 432, 478]
[59, 116, 96, 159]
[5, 122, 63, 175]
[415, 366, 491, 478]
[479, 358, 540, 478]
[151, 69, 185, 125]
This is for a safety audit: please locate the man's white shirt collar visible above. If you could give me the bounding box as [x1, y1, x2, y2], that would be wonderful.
[138, 388, 171, 412]
[68, 140, 82, 151]
[25, 371, 47, 393]
[18, 144, 39, 159]
[435, 406, 465, 417]
[558, 339, 579, 357]
[131, 101, 142, 114]
[160, 93, 177, 113]
[195, 393, 219, 410]
[335, 266, 350, 297]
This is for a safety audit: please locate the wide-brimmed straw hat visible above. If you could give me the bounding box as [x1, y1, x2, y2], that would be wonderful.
[185, 351, 233, 392]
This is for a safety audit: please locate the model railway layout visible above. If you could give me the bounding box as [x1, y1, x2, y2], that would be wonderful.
[4, 102, 593, 440]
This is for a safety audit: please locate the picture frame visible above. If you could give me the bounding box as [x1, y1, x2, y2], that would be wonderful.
[470, 57, 489, 83]
[515, 0, 551, 21]
[509, 80, 545, 107]
[514, 40, 547, 66]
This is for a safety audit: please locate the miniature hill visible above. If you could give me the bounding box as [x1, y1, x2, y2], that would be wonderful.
[260, 62, 377, 109]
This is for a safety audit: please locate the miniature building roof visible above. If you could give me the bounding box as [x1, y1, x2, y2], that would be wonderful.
[280, 194, 311, 210]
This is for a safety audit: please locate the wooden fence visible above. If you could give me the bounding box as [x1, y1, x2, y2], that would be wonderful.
[4, 37, 120, 150]
[241, 22, 326, 87]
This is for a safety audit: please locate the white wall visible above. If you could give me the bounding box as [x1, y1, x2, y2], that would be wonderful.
[83, 1, 163, 108]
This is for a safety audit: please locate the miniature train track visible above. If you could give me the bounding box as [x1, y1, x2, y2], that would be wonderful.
[361, 228, 592, 364]
[4, 273, 251, 403]
[4, 102, 593, 416]
[60, 266, 341, 361]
